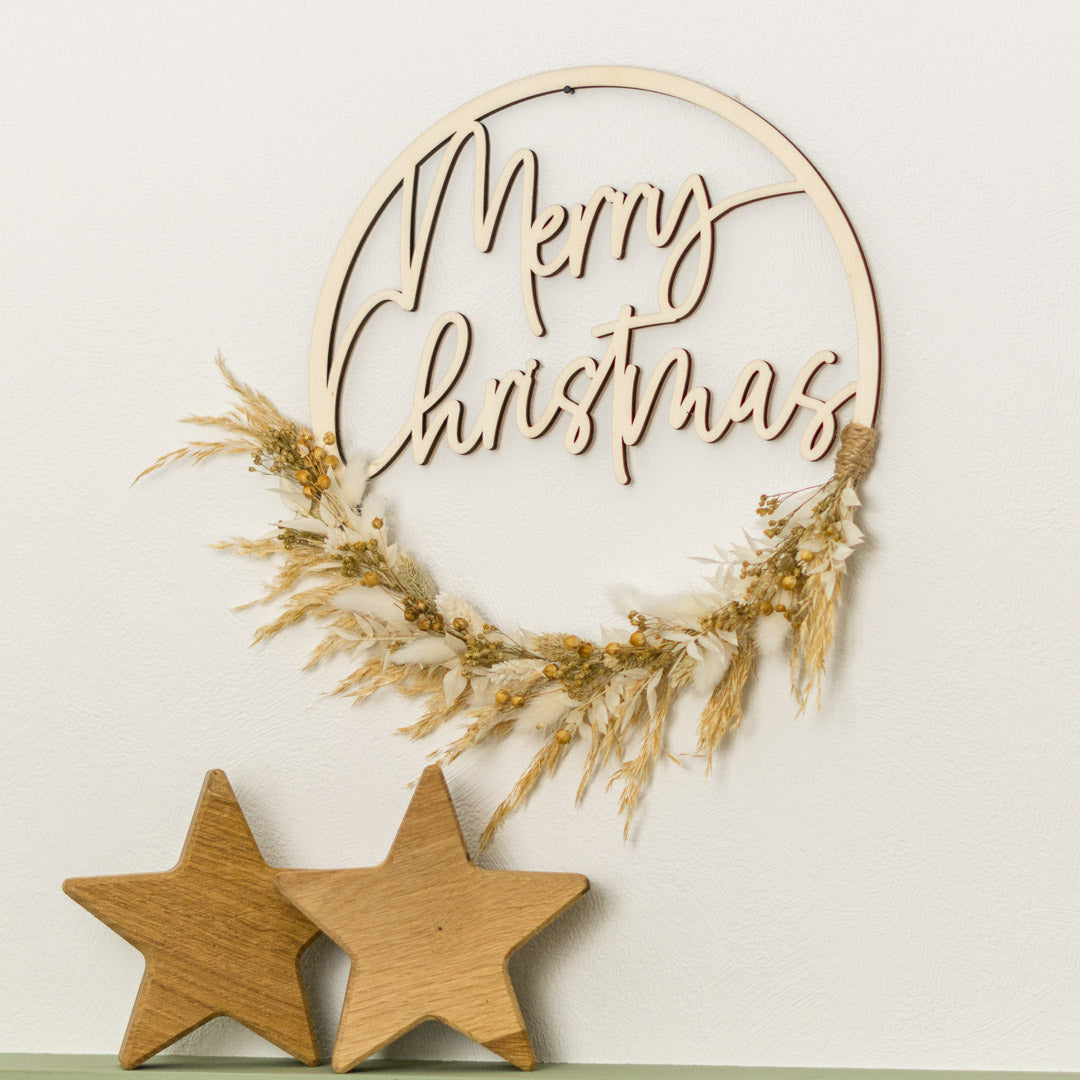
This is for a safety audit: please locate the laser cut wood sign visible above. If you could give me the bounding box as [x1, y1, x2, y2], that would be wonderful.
[309, 66, 880, 485]
[140, 66, 881, 843]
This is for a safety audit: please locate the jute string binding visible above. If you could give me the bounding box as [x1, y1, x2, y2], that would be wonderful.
[834, 422, 877, 482]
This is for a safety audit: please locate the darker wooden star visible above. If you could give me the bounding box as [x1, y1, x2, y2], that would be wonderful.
[276, 764, 589, 1073]
[63, 769, 320, 1068]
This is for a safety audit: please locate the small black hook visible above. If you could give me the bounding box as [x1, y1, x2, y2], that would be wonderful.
[563, 85, 575, 95]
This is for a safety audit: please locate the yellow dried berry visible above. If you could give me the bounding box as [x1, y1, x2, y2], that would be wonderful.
[325, 455, 340, 468]
[799, 549, 814, 562]
[494, 688, 511, 706]
[323, 432, 336, 445]
[759, 601, 773, 615]
[315, 474, 331, 490]
[555, 729, 571, 745]
[563, 635, 581, 650]
[543, 663, 559, 679]
[302, 484, 317, 499]
[371, 517, 384, 530]
[452, 617, 468, 632]
[629, 630, 646, 647]
[417, 616, 432, 631]
[361, 571, 378, 588]
[605, 642, 621, 656]
[295, 469, 313, 484]
[781, 574, 799, 590]
[578, 642, 594, 657]
[511, 694, 525, 708]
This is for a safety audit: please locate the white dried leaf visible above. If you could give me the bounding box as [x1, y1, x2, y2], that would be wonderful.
[610, 585, 713, 624]
[841, 520, 865, 544]
[392, 637, 462, 667]
[359, 493, 385, 531]
[520, 689, 575, 730]
[645, 672, 661, 716]
[333, 588, 407, 628]
[443, 666, 468, 704]
[692, 646, 729, 694]
[589, 698, 611, 731]
[337, 459, 368, 514]
[276, 486, 310, 516]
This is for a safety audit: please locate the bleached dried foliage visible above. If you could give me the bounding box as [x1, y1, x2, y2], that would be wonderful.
[140, 359, 875, 847]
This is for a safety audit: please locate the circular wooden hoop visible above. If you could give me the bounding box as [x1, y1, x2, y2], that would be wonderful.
[308, 65, 880, 460]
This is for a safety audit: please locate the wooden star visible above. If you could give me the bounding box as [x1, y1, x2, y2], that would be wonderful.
[276, 764, 589, 1073]
[63, 769, 320, 1069]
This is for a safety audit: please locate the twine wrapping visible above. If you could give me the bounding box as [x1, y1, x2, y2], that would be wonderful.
[834, 422, 877, 482]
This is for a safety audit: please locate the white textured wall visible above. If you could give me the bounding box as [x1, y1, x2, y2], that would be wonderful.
[3, 0, 1080, 1070]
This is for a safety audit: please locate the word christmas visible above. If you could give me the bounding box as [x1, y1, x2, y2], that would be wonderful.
[348, 122, 853, 484]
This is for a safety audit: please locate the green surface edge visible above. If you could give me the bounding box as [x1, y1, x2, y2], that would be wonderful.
[0, 1057, 1077, 1080]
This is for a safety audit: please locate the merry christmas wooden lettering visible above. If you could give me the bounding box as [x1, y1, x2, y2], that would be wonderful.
[309, 70, 880, 486]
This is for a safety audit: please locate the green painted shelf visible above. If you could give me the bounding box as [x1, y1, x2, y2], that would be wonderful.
[0, 1058, 1076, 1080]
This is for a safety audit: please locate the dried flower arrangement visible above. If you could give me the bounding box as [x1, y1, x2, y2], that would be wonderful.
[139, 357, 876, 846]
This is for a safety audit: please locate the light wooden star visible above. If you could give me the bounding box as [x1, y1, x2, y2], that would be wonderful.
[63, 769, 320, 1069]
[276, 765, 589, 1073]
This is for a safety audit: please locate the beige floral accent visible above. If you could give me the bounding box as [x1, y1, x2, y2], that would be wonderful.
[140, 357, 874, 846]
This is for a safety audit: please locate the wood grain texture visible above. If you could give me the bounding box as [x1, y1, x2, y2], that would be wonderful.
[63, 770, 321, 1069]
[276, 765, 589, 1073]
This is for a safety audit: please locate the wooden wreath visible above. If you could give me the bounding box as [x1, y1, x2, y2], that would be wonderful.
[140, 68, 880, 845]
